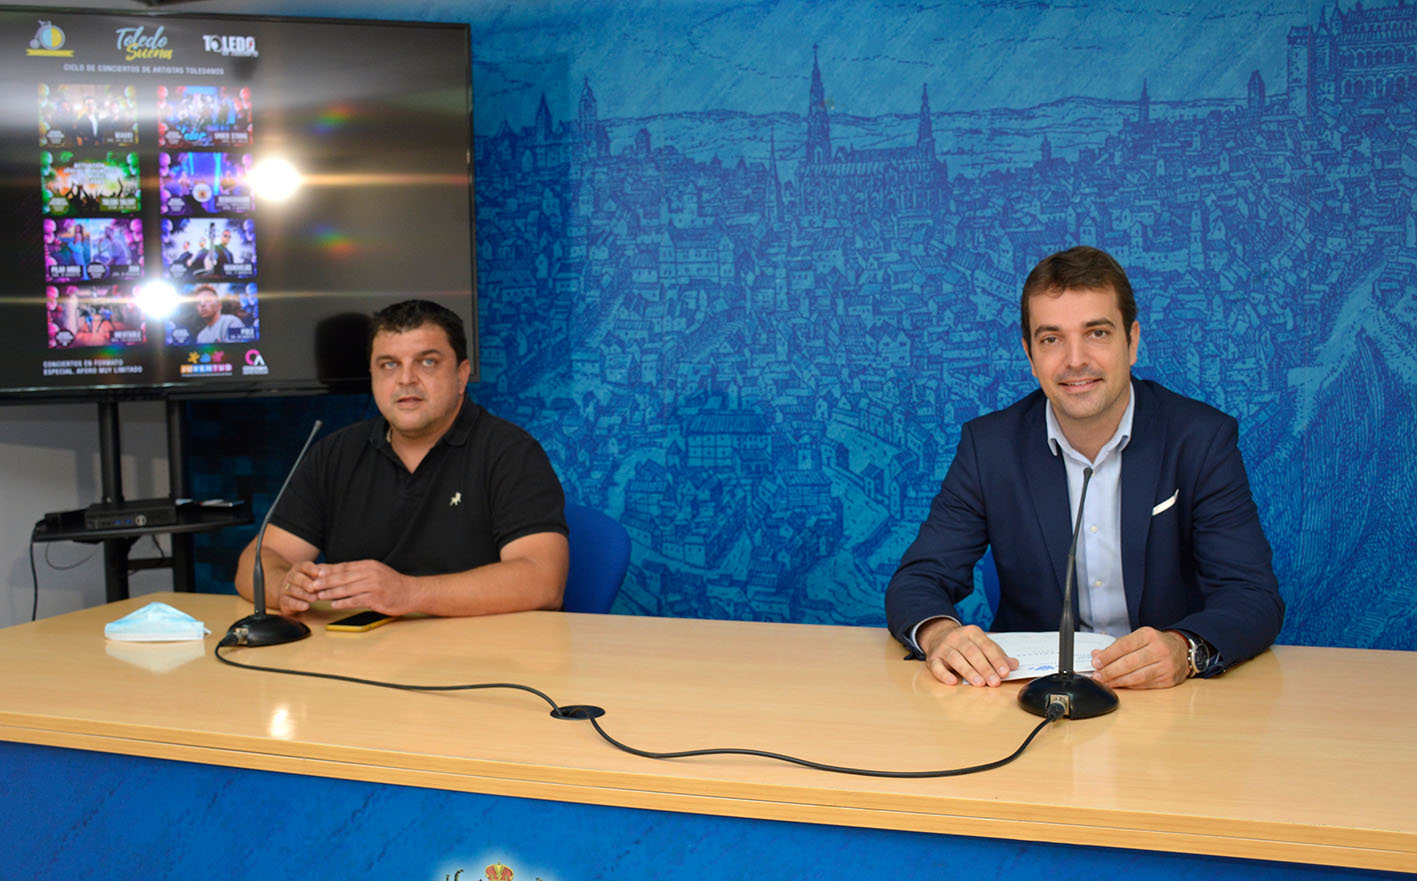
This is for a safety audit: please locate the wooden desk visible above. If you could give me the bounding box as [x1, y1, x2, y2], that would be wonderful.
[1, 594, 1413, 878]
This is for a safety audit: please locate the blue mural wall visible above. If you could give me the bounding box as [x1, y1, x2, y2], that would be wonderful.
[191, 0, 1417, 652]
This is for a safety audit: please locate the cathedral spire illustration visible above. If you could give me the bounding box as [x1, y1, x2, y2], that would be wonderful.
[805, 44, 831, 165]
[917, 83, 933, 154]
[533, 93, 554, 142]
[578, 77, 597, 135]
[797, 46, 947, 218]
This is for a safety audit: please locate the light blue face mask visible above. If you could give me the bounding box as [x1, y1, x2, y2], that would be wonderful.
[104, 601, 210, 642]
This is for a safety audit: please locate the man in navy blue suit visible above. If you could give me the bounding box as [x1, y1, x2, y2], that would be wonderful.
[886, 246, 1283, 690]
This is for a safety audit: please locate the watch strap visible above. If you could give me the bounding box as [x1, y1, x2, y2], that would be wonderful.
[1168, 629, 1205, 678]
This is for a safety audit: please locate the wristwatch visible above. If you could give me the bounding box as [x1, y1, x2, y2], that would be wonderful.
[1177, 631, 1213, 678]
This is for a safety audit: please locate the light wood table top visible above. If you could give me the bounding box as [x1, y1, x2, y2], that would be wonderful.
[1, 593, 1413, 873]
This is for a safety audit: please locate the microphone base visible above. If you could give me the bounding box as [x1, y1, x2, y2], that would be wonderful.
[1018, 672, 1119, 719]
[226, 612, 311, 647]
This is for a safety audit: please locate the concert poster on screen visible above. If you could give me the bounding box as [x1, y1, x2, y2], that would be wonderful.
[156, 84, 253, 148]
[44, 217, 144, 283]
[38, 82, 139, 149]
[42, 148, 141, 215]
[165, 281, 259, 346]
[161, 217, 257, 281]
[159, 150, 253, 215]
[47, 284, 148, 349]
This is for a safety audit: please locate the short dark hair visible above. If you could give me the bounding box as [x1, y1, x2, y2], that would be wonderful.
[1020, 246, 1136, 350]
[369, 299, 468, 363]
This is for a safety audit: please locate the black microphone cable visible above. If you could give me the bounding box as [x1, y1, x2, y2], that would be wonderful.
[28, 539, 39, 622]
[28, 537, 102, 622]
[214, 638, 1063, 779]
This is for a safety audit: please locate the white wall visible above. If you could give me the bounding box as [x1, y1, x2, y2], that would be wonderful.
[0, 401, 172, 628]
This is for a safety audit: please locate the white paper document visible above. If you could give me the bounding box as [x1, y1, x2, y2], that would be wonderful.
[992, 631, 1115, 681]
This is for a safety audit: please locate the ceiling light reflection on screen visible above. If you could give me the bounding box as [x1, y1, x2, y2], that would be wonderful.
[249, 157, 302, 202]
[133, 279, 179, 319]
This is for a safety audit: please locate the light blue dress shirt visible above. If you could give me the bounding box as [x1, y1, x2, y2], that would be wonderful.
[1044, 381, 1136, 638]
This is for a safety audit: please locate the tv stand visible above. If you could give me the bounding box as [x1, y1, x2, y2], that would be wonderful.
[30, 399, 251, 602]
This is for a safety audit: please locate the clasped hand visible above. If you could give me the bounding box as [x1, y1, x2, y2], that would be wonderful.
[278, 559, 416, 616]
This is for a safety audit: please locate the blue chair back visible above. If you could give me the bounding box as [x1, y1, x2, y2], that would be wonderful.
[562, 503, 631, 613]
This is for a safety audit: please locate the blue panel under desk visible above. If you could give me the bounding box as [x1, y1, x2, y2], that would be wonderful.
[1, 741, 1407, 881]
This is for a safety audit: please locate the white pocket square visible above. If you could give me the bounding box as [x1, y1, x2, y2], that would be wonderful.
[1152, 489, 1179, 516]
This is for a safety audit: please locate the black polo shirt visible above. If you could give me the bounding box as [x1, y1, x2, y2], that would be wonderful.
[270, 398, 566, 576]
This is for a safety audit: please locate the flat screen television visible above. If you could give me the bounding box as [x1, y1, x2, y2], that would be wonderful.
[0, 5, 477, 402]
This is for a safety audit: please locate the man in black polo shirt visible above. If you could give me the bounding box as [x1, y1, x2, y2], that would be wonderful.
[234, 300, 568, 617]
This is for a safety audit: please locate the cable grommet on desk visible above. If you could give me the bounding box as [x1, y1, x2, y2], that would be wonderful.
[551, 704, 606, 720]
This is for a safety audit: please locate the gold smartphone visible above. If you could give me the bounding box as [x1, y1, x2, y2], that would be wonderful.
[325, 610, 397, 632]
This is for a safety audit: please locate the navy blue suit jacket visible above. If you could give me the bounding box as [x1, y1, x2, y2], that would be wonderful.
[885, 379, 1284, 672]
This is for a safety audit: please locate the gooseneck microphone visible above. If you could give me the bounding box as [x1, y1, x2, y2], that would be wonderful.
[1019, 465, 1119, 719]
[224, 420, 323, 647]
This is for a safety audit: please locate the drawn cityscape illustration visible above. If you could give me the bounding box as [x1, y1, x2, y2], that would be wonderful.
[192, 0, 1416, 650]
